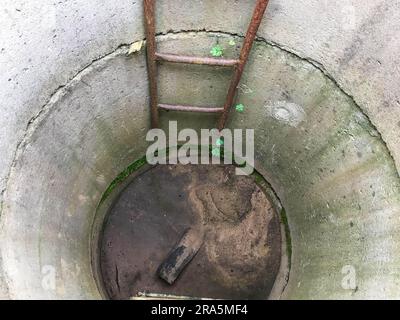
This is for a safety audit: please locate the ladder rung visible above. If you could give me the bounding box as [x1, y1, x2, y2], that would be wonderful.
[144, 0, 270, 129]
[158, 103, 224, 113]
[155, 52, 239, 67]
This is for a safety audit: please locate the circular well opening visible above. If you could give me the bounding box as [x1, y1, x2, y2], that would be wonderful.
[91, 160, 288, 300]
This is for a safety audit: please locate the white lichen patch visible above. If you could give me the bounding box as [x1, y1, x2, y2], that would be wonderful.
[265, 101, 305, 127]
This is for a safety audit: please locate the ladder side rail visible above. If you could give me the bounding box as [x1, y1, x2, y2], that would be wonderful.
[217, 0, 270, 130]
[143, 0, 159, 128]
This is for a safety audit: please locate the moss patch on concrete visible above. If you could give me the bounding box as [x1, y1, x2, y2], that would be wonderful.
[99, 155, 148, 204]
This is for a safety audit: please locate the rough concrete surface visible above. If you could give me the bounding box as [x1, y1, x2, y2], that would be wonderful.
[0, 0, 399, 299]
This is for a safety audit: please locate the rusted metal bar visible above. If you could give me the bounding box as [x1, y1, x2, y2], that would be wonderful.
[131, 292, 214, 300]
[217, 0, 270, 130]
[158, 103, 224, 113]
[143, 0, 159, 128]
[155, 52, 239, 67]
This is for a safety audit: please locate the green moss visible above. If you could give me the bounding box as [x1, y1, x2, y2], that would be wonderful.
[211, 147, 221, 157]
[279, 208, 292, 269]
[216, 137, 224, 146]
[210, 45, 223, 57]
[99, 155, 148, 204]
[235, 103, 245, 113]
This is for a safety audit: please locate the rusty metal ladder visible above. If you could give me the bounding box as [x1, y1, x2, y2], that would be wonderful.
[143, 0, 270, 130]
